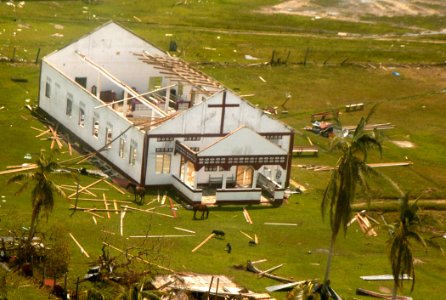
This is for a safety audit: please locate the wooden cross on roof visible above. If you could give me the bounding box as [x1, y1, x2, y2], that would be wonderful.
[208, 91, 239, 134]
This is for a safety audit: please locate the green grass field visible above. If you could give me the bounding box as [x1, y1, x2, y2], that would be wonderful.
[0, 1, 445, 299]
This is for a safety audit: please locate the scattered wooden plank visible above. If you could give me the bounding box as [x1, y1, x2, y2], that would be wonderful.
[92, 216, 97, 225]
[240, 230, 253, 240]
[174, 227, 195, 234]
[243, 208, 253, 224]
[168, 198, 177, 218]
[360, 274, 412, 281]
[121, 205, 174, 218]
[49, 126, 63, 149]
[113, 200, 119, 214]
[258, 264, 284, 278]
[31, 126, 46, 133]
[69, 233, 89, 258]
[75, 152, 96, 165]
[258, 76, 266, 83]
[68, 178, 104, 198]
[74, 198, 132, 204]
[192, 233, 216, 253]
[103, 193, 111, 219]
[120, 207, 127, 236]
[0, 165, 38, 175]
[35, 129, 51, 138]
[264, 222, 298, 226]
[69, 206, 121, 212]
[251, 259, 267, 265]
[129, 234, 194, 238]
[161, 193, 167, 205]
[84, 210, 104, 219]
[103, 179, 126, 195]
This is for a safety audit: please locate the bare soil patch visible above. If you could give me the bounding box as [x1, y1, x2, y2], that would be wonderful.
[262, 0, 446, 21]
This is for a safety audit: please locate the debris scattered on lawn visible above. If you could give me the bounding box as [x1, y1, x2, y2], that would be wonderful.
[129, 234, 194, 238]
[264, 222, 297, 226]
[174, 227, 195, 234]
[151, 273, 272, 300]
[243, 207, 253, 224]
[247, 260, 295, 283]
[258, 76, 266, 83]
[69, 233, 90, 258]
[360, 274, 412, 281]
[245, 54, 259, 60]
[192, 233, 216, 252]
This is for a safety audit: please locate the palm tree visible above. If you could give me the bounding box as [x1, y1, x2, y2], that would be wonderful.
[8, 150, 67, 245]
[320, 106, 383, 298]
[388, 194, 426, 300]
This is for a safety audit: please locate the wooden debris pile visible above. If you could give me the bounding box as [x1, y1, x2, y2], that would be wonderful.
[348, 211, 379, 236]
[151, 273, 273, 299]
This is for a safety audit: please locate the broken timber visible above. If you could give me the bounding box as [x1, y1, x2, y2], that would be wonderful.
[247, 261, 294, 283]
[69, 233, 89, 258]
[292, 146, 319, 157]
[192, 233, 216, 252]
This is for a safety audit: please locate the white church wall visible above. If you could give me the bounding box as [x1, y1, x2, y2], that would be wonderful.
[39, 62, 145, 183]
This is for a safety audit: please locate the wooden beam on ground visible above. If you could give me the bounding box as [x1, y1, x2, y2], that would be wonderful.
[120, 207, 127, 236]
[74, 198, 132, 204]
[240, 230, 253, 240]
[129, 234, 194, 238]
[35, 129, 50, 138]
[69, 206, 121, 212]
[84, 210, 104, 219]
[75, 152, 96, 165]
[174, 227, 195, 234]
[103, 179, 126, 195]
[69, 233, 90, 258]
[0, 166, 37, 175]
[49, 126, 63, 149]
[68, 178, 105, 198]
[103, 193, 111, 219]
[113, 200, 119, 214]
[258, 264, 284, 278]
[168, 198, 177, 218]
[243, 208, 253, 224]
[264, 222, 298, 226]
[251, 259, 267, 264]
[192, 233, 216, 253]
[122, 205, 174, 218]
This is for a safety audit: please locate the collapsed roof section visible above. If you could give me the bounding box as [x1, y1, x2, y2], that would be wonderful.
[135, 51, 222, 94]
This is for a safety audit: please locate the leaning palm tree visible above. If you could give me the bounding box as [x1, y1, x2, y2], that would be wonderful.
[320, 106, 384, 298]
[7, 150, 67, 246]
[388, 194, 426, 300]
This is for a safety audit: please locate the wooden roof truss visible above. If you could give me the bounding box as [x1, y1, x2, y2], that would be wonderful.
[135, 51, 222, 93]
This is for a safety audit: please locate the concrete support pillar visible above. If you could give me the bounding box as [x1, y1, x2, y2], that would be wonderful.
[222, 172, 227, 189]
[164, 86, 171, 112]
[252, 171, 258, 189]
[193, 170, 198, 189]
[123, 91, 128, 116]
[96, 72, 101, 98]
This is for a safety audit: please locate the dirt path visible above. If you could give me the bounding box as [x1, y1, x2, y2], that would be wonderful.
[262, 0, 446, 21]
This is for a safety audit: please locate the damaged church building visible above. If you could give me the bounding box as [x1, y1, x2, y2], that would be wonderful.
[38, 22, 294, 205]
